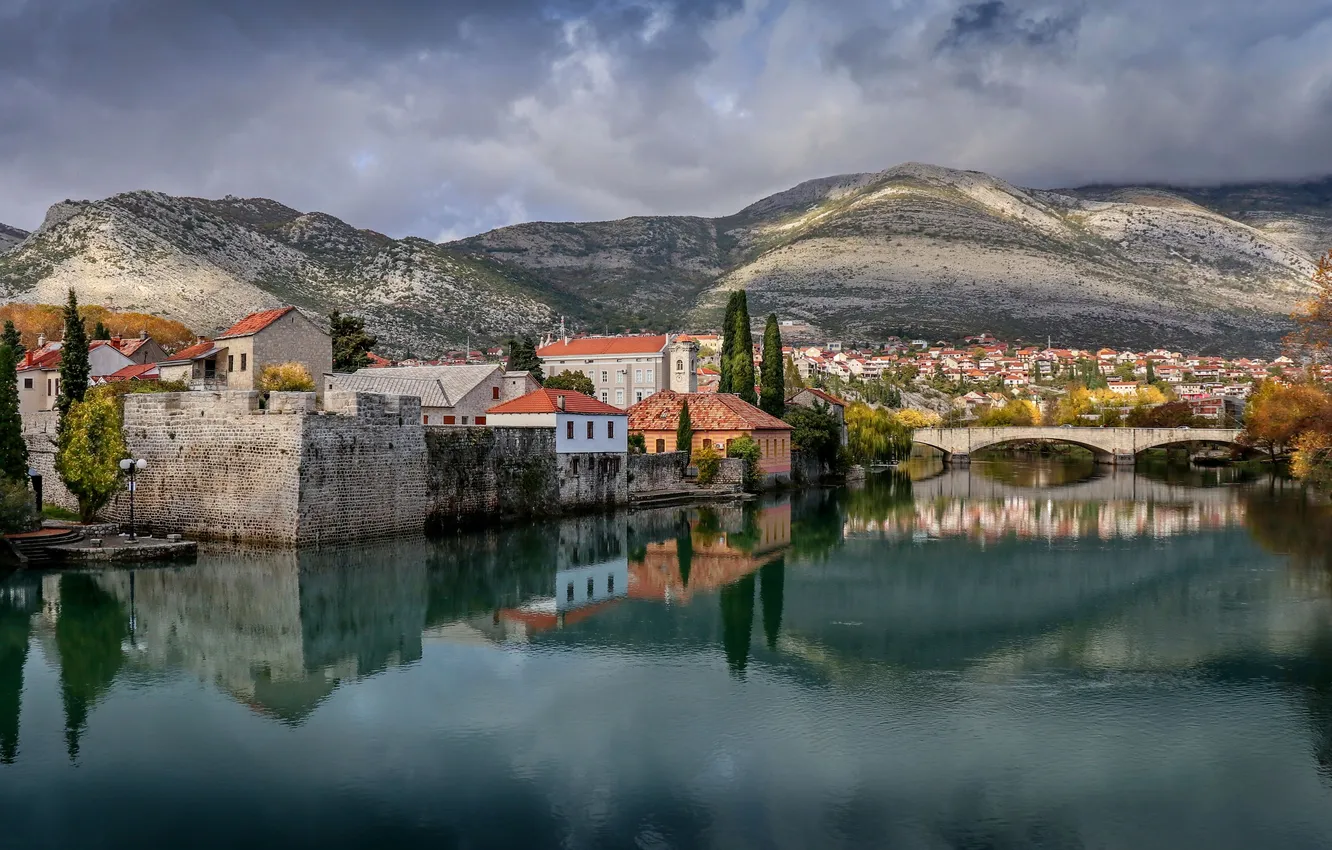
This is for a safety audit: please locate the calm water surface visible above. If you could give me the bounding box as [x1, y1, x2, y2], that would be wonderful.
[3, 460, 1332, 849]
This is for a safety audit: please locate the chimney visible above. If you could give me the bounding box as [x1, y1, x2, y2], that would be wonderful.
[556, 394, 566, 411]
[36, 333, 45, 348]
[139, 329, 148, 340]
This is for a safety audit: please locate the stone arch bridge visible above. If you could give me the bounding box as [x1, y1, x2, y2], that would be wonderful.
[913, 426, 1245, 466]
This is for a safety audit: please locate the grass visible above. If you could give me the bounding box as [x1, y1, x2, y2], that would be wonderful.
[41, 504, 81, 522]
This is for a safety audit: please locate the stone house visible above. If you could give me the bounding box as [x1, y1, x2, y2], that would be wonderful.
[325, 364, 537, 425]
[627, 390, 792, 477]
[215, 307, 332, 397]
[536, 334, 698, 409]
[486, 388, 628, 454]
[98, 333, 168, 365]
[157, 339, 229, 389]
[787, 387, 848, 445]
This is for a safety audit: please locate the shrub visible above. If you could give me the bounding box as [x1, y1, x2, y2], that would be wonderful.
[543, 370, 596, 396]
[0, 479, 38, 534]
[257, 362, 315, 392]
[54, 394, 127, 523]
[694, 441, 722, 486]
[627, 433, 646, 454]
[726, 435, 762, 490]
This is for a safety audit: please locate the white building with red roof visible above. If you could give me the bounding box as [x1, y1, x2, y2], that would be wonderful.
[486, 388, 627, 454]
[16, 338, 135, 416]
[536, 334, 698, 409]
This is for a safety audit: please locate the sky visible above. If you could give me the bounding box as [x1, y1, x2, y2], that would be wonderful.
[3, 0, 1332, 241]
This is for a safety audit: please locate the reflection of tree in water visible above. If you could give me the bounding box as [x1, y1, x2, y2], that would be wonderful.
[677, 518, 693, 589]
[54, 574, 128, 761]
[760, 558, 784, 650]
[1243, 490, 1332, 578]
[0, 595, 29, 763]
[719, 573, 755, 674]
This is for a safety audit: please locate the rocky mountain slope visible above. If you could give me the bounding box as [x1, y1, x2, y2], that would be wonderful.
[0, 223, 27, 252]
[456, 163, 1324, 351]
[0, 193, 556, 352]
[2, 164, 1326, 352]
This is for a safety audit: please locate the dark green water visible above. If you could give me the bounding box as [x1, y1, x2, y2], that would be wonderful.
[3, 461, 1332, 849]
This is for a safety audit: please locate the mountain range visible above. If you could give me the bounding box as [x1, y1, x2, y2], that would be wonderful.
[3, 162, 1328, 353]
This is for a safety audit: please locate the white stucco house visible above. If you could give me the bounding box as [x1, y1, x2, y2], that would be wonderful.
[485, 388, 628, 454]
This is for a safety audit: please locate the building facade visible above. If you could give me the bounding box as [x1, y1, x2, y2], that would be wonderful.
[325, 365, 538, 425]
[627, 390, 792, 476]
[216, 307, 332, 398]
[486, 389, 628, 454]
[536, 335, 698, 409]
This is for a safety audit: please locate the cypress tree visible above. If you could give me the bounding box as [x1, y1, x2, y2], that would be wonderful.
[718, 292, 739, 394]
[0, 344, 27, 482]
[56, 290, 90, 430]
[676, 399, 693, 460]
[92, 321, 112, 341]
[730, 293, 757, 404]
[2, 321, 23, 359]
[759, 314, 784, 416]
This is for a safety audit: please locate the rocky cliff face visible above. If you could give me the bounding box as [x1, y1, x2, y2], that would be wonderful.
[0, 192, 555, 352]
[0, 223, 27, 252]
[3, 164, 1327, 352]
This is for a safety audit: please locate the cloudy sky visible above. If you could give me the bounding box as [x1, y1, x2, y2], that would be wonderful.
[3, 0, 1332, 240]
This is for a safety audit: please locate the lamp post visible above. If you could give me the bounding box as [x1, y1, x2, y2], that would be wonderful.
[119, 458, 147, 540]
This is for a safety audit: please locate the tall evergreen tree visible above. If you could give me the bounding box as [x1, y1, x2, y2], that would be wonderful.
[506, 336, 545, 381]
[91, 321, 111, 341]
[0, 344, 27, 482]
[730, 293, 757, 404]
[1, 321, 22, 360]
[718, 292, 740, 394]
[759, 314, 785, 416]
[330, 310, 377, 372]
[676, 399, 693, 460]
[56, 290, 90, 429]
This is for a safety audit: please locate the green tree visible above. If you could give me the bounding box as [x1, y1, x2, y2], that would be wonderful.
[0, 344, 28, 482]
[54, 394, 127, 523]
[330, 310, 377, 372]
[91, 321, 111, 341]
[760, 558, 785, 650]
[506, 336, 544, 382]
[784, 402, 841, 467]
[2, 321, 23, 359]
[726, 434, 763, 490]
[783, 355, 805, 392]
[759, 314, 785, 417]
[719, 573, 755, 675]
[730, 292, 756, 404]
[676, 399, 693, 459]
[1145, 359, 1156, 385]
[56, 290, 90, 430]
[718, 292, 740, 394]
[544, 370, 596, 396]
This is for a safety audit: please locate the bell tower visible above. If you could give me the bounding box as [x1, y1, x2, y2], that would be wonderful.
[668, 336, 699, 393]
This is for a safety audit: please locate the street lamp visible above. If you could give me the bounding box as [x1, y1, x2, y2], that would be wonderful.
[119, 458, 147, 540]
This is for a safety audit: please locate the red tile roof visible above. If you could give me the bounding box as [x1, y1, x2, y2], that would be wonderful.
[17, 345, 62, 372]
[161, 339, 221, 363]
[487, 388, 625, 415]
[791, 387, 846, 407]
[216, 306, 295, 339]
[627, 391, 791, 432]
[536, 335, 668, 357]
[105, 363, 160, 381]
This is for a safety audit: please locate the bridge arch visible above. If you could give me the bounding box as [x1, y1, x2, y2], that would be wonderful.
[912, 426, 1245, 466]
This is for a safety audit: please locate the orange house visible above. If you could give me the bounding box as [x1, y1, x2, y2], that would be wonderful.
[626, 390, 792, 475]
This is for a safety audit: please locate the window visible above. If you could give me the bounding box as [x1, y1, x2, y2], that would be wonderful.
[492, 386, 499, 400]
[645, 368, 653, 383]
[567, 421, 575, 439]
[601, 371, 608, 383]
[587, 421, 594, 439]
[228, 355, 234, 372]
[616, 370, 625, 384]
[607, 575, 614, 593]
[461, 416, 469, 425]
[616, 389, 624, 404]
[567, 582, 574, 602]
[635, 369, 643, 383]
[423, 415, 429, 424]
[656, 439, 665, 453]
[22, 378, 32, 390]
[47, 379, 51, 396]
[600, 391, 608, 403]
[587, 577, 594, 599]
[240, 353, 247, 371]
[635, 390, 643, 403]
[676, 359, 683, 371]
[607, 421, 615, 439]
[443, 415, 456, 425]
[475, 416, 486, 425]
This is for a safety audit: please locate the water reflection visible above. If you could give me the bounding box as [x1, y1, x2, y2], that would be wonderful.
[2, 464, 1332, 848]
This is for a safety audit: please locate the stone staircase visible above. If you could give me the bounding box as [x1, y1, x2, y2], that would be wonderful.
[6, 527, 85, 566]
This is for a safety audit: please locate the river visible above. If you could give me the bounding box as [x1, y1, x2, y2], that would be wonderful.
[3, 459, 1332, 849]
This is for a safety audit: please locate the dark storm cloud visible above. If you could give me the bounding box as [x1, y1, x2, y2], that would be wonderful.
[2, 0, 1332, 241]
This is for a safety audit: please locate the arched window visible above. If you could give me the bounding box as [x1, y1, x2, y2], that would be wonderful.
[676, 359, 684, 371]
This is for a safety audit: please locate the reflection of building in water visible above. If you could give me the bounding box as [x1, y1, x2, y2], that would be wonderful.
[485, 558, 630, 641]
[631, 504, 791, 604]
[92, 546, 428, 723]
[0, 574, 40, 764]
[845, 498, 1247, 542]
